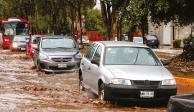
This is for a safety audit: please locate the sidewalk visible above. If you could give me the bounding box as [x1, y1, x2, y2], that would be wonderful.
[176, 77, 194, 94]
[152, 45, 183, 55]
[176, 77, 194, 86]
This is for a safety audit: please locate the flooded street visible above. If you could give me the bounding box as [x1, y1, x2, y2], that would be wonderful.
[0, 49, 193, 112]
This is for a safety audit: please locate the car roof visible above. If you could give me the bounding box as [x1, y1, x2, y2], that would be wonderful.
[41, 35, 74, 39]
[96, 41, 148, 48]
[32, 34, 47, 37]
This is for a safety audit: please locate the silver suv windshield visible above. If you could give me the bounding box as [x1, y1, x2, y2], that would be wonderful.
[104, 47, 161, 66]
[41, 38, 76, 49]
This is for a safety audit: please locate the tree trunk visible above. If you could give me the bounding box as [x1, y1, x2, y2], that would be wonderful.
[100, 0, 112, 40]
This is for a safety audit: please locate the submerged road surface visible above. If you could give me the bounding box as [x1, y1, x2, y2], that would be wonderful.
[0, 49, 192, 112]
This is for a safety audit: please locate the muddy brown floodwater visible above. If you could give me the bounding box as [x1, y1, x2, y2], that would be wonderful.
[0, 49, 193, 112]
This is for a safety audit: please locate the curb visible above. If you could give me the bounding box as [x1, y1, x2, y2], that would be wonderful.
[175, 77, 194, 86]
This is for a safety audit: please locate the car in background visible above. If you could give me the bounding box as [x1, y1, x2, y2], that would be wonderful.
[77, 35, 90, 45]
[26, 34, 47, 58]
[145, 35, 160, 48]
[121, 34, 129, 41]
[10, 35, 29, 51]
[133, 37, 144, 44]
[79, 41, 177, 102]
[33, 36, 82, 73]
[183, 37, 194, 53]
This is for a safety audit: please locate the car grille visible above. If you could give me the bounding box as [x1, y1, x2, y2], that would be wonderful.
[132, 80, 161, 86]
[51, 58, 72, 62]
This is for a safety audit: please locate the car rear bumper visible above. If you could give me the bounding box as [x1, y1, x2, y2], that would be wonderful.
[146, 42, 159, 47]
[104, 84, 177, 101]
[39, 59, 81, 73]
[2, 42, 11, 48]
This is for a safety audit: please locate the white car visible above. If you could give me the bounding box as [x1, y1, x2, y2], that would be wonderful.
[79, 41, 177, 102]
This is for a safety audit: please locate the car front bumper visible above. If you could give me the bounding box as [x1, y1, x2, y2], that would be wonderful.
[104, 84, 177, 101]
[39, 59, 81, 73]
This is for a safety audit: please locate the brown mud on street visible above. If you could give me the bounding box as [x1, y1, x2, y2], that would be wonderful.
[0, 49, 191, 112]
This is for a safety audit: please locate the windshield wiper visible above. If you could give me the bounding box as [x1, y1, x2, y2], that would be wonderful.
[54, 47, 73, 49]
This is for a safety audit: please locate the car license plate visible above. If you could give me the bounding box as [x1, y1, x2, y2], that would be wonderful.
[140, 91, 154, 98]
[58, 64, 67, 68]
[21, 48, 26, 50]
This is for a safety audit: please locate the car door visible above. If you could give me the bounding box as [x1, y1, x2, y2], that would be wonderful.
[89, 45, 103, 92]
[81, 43, 98, 88]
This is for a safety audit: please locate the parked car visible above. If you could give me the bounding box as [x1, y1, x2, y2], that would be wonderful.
[26, 34, 47, 58]
[168, 94, 194, 112]
[145, 35, 160, 48]
[183, 37, 194, 53]
[33, 36, 82, 73]
[77, 35, 90, 45]
[121, 34, 129, 41]
[79, 41, 177, 101]
[133, 37, 144, 44]
[10, 35, 29, 51]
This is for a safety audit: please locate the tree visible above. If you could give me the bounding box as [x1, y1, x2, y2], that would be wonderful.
[85, 9, 105, 33]
[100, 0, 127, 40]
[125, 0, 148, 41]
[148, 0, 194, 26]
[0, 0, 95, 35]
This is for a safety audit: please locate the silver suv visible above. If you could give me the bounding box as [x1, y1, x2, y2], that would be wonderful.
[33, 36, 82, 73]
[79, 41, 177, 101]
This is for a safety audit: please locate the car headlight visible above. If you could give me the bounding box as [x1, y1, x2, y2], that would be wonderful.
[162, 79, 176, 85]
[110, 79, 131, 85]
[75, 52, 82, 59]
[39, 53, 49, 60]
[12, 42, 18, 48]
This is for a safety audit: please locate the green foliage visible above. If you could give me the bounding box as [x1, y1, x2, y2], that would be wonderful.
[85, 9, 106, 33]
[0, 0, 95, 34]
[173, 39, 182, 48]
[183, 34, 193, 45]
[148, 0, 194, 26]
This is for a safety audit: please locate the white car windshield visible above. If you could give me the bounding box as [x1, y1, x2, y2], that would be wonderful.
[42, 38, 76, 49]
[104, 47, 161, 66]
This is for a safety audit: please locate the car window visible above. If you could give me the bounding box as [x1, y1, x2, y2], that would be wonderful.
[41, 38, 75, 49]
[92, 45, 102, 64]
[146, 35, 157, 40]
[85, 43, 98, 60]
[32, 37, 41, 44]
[104, 47, 161, 66]
[135, 48, 160, 65]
